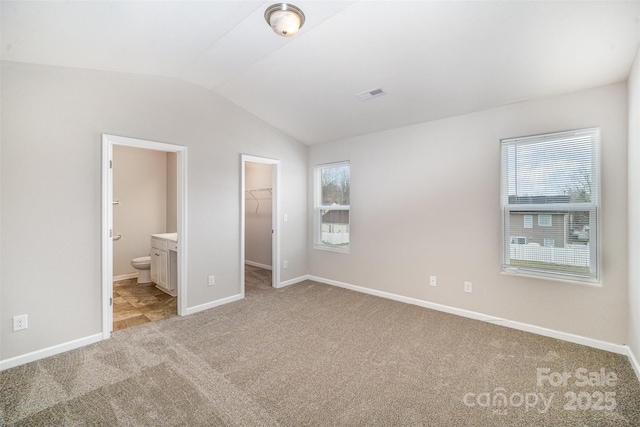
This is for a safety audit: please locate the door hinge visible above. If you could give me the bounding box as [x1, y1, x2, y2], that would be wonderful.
[110, 297, 113, 306]
[109, 229, 113, 238]
[109, 160, 113, 169]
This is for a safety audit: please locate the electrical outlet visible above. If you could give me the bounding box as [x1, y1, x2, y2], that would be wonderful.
[429, 276, 437, 287]
[13, 314, 28, 331]
[464, 281, 473, 293]
[208, 275, 215, 286]
[283, 260, 288, 269]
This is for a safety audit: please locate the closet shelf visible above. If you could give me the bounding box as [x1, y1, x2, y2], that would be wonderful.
[245, 187, 272, 213]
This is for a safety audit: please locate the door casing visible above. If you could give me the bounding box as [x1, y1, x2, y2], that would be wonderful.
[240, 155, 281, 294]
[101, 134, 188, 338]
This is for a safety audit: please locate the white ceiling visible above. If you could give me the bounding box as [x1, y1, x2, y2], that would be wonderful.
[2, 1, 639, 145]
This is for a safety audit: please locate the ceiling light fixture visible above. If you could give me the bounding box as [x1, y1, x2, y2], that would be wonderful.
[264, 3, 305, 37]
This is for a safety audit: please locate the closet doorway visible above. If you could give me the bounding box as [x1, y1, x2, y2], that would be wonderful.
[241, 155, 280, 294]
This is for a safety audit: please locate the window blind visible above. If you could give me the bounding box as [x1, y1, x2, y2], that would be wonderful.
[501, 128, 599, 281]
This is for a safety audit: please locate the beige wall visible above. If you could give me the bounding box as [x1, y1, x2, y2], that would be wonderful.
[112, 145, 168, 277]
[0, 58, 632, 364]
[0, 61, 308, 361]
[308, 82, 629, 344]
[628, 47, 640, 360]
[245, 162, 273, 268]
[113, 147, 177, 277]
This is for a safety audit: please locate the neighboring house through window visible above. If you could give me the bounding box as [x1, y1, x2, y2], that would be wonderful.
[509, 212, 568, 248]
[315, 161, 350, 251]
[501, 128, 599, 282]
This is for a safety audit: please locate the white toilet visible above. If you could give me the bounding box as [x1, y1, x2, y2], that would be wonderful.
[131, 256, 152, 284]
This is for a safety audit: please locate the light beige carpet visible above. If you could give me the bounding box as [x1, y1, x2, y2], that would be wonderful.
[2, 272, 639, 426]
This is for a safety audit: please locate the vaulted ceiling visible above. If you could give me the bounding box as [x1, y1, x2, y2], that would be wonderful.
[2, 1, 639, 145]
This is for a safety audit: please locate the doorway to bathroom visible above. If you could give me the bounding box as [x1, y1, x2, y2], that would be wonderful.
[102, 134, 187, 338]
[241, 155, 280, 295]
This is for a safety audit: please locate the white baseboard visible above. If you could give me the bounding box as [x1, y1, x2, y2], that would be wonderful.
[2, 294, 245, 369]
[245, 260, 272, 270]
[278, 275, 310, 288]
[485, 318, 627, 355]
[113, 272, 138, 282]
[184, 293, 243, 316]
[627, 347, 640, 383]
[0, 333, 103, 371]
[307, 275, 629, 356]
[4, 275, 637, 384]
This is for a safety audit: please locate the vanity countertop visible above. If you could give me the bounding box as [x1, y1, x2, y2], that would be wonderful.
[150, 233, 178, 243]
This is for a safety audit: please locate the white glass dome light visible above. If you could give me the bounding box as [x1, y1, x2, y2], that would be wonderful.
[265, 3, 305, 37]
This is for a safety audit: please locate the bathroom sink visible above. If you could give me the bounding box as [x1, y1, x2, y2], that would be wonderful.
[150, 233, 177, 242]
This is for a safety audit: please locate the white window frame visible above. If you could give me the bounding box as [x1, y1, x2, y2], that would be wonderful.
[501, 128, 600, 283]
[314, 161, 350, 252]
[538, 214, 552, 227]
[543, 238, 555, 247]
[524, 215, 533, 229]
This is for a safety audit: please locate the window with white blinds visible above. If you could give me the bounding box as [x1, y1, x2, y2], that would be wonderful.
[501, 128, 599, 282]
[315, 161, 350, 252]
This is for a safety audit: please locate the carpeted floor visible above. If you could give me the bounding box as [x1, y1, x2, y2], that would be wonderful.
[2, 268, 639, 426]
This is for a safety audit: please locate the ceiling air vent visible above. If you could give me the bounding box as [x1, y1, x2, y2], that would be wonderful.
[356, 87, 386, 101]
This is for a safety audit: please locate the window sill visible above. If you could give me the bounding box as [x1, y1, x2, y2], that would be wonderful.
[500, 268, 601, 287]
[314, 244, 350, 254]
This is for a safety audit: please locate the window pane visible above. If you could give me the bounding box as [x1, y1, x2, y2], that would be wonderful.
[320, 209, 349, 247]
[507, 209, 594, 276]
[321, 165, 350, 206]
[316, 161, 351, 252]
[505, 134, 593, 203]
[502, 128, 598, 281]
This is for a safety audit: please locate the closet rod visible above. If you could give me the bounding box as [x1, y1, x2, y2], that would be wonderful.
[245, 188, 272, 213]
[245, 187, 272, 193]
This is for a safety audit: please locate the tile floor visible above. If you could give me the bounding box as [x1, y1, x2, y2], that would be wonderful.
[113, 265, 273, 332]
[112, 278, 177, 331]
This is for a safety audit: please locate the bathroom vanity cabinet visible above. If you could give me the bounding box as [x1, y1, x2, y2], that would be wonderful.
[150, 233, 178, 296]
